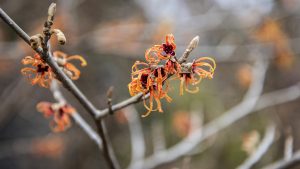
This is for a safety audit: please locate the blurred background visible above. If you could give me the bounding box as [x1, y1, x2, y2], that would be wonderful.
[0, 0, 300, 168]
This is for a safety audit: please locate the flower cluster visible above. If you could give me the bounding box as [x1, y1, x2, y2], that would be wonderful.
[128, 34, 216, 117]
[21, 54, 54, 88]
[21, 51, 87, 88]
[37, 102, 75, 132]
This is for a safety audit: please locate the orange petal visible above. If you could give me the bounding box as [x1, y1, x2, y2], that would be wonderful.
[66, 55, 87, 67]
[36, 102, 54, 117]
[53, 51, 68, 59]
[64, 63, 81, 80]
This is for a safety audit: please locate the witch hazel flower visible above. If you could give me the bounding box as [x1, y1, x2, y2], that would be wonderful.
[36, 102, 76, 132]
[128, 34, 216, 117]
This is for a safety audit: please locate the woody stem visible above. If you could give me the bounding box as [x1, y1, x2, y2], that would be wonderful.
[0, 7, 119, 169]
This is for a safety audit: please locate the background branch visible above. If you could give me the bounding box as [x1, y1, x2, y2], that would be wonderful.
[237, 125, 276, 169]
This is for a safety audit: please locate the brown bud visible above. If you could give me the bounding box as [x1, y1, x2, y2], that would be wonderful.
[51, 29, 66, 45]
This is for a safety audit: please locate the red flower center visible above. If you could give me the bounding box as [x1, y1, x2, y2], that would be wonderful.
[37, 64, 49, 74]
[163, 44, 175, 56]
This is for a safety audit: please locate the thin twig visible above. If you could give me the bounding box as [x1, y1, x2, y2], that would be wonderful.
[237, 125, 276, 169]
[262, 151, 300, 169]
[178, 36, 199, 64]
[151, 120, 166, 154]
[0, 6, 119, 169]
[50, 80, 103, 149]
[107, 86, 114, 114]
[124, 106, 146, 169]
[284, 127, 293, 161]
[0, 6, 98, 119]
[96, 120, 120, 169]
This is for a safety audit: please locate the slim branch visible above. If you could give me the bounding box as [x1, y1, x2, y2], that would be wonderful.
[96, 120, 120, 169]
[124, 106, 146, 169]
[237, 125, 276, 169]
[262, 151, 300, 169]
[0, 6, 98, 119]
[50, 80, 103, 149]
[0, 6, 119, 169]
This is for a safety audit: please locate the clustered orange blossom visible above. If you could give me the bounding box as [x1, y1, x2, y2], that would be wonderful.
[21, 51, 86, 132]
[21, 51, 87, 88]
[37, 102, 75, 132]
[128, 34, 216, 117]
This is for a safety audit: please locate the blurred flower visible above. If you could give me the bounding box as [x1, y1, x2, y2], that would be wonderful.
[242, 130, 260, 155]
[172, 111, 191, 137]
[179, 57, 216, 95]
[254, 18, 294, 69]
[115, 110, 128, 124]
[32, 135, 65, 158]
[53, 51, 87, 80]
[37, 102, 75, 132]
[21, 53, 54, 88]
[236, 64, 252, 88]
[145, 34, 176, 63]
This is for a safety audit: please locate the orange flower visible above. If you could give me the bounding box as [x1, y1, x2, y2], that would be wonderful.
[128, 61, 172, 117]
[179, 57, 216, 95]
[21, 54, 54, 88]
[36, 102, 75, 132]
[145, 34, 176, 63]
[32, 135, 65, 158]
[172, 111, 191, 137]
[128, 34, 216, 117]
[53, 51, 87, 80]
[165, 58, 181, 75]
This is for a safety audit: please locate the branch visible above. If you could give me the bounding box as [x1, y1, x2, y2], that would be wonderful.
[0, 5, 98, 119]
[50, 80, 103, 149]
[0, 6, 119, 169]
[237, 125, 276, 169]
[124, 106, 146, 169]
[262, 151, 300, 169]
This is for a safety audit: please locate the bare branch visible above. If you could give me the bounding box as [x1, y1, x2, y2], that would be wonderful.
[50, 80, 103, 149]
[0, 6, 119, 169]
[237, 125, 276, 169]
[151, 120, 166, 153]
[262, 151, 300, 169]
[284, 127, 293, 161]
[124, 106, 146, 169]
[0, 6, 100, 119]
[178, 36, 200, 64]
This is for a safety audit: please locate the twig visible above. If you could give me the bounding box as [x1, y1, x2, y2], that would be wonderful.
[50, 80, 103, 149]
[96, 119, 120, 169]
[178, 36, 199, 64]
[284, 127, 293, 161]
[262, 151, 300, 169]
[124, 106, 146, 169]
[0, 5, 98, 120]
[0, 6, 119, 169]
[107, 86, 114, 114]
[237, 125, 276, 169]
[151, 120, 166, 153]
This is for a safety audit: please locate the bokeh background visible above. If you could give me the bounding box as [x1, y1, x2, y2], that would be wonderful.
[0, 0, 300, 168]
